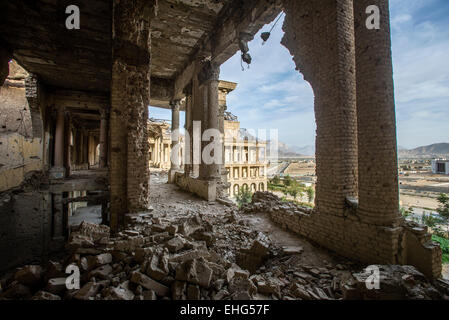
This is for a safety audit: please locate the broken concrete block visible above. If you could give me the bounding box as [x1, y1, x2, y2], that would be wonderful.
[291, 284, 312, 300]
[191, 230, 216, 247]
[130, 271, 169, 297]
[89, 264, 113, 280]
[135, 247, 153, 263]
[66, 234, 95, 251]
[151, 224, 167, 233]
[281, 246, 303, 256]
[212, 289, 229, 300]
[78, 221, 110, 241]
[166, 225, 178, 235]
[195, 259, 213, 288]
[87, 253, 113, 270]
[74, 282, 101, 300]
[146, 255, 169, 281]
[114, 236, 145, 252]
[166, 236, 186, 253]
[228, 277, 257, 296]
[14, 265, 43, 287]
[187, 284, 201, 300]
[257, 278, 281, 297]
[169, 249, 209, 264]
[31, 291, 61, 300]
[172, 281, 187, 300]
[45, 277, 67, 295]
[175, 259, 213, 288]
[143, 290, 157, 300]
[105, 281, 135, 300]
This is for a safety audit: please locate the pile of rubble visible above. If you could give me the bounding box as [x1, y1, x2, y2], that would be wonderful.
[240, 192, 313, 216]
[1, 203, 448, 300]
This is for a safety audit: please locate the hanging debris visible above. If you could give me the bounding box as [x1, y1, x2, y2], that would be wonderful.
[261, 12, 285, 45]
[238, 33, 252, 71]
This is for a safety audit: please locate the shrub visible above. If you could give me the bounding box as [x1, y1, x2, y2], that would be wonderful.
[432, 235, 449, 264]
[236, 187, 252, 208]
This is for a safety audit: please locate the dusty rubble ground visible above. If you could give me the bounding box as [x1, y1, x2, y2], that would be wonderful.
[1, 172, 448, 301]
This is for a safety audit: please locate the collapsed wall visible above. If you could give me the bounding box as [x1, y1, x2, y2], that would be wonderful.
[242, 192, 442, 279]
[0, 61, 43, 191]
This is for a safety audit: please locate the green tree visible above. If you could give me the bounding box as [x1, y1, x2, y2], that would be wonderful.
[288, 188, 300, 200]
[437, 193, 449, 237]
[236, 187, 252, 208]
[306, 187, 314, 203]
[284, 175, 293, 187]
[271, 175, 280, 185]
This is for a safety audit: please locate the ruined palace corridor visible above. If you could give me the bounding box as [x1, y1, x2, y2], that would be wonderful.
[0, 0, 449, 305]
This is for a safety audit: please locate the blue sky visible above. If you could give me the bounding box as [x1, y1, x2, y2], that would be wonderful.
[150, 0, 449, 150]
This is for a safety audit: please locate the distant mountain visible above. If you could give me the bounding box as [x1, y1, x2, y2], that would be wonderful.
[265, 141, 314, 158]
[293, 145, 315, 156]
[399, 143, 449, 158]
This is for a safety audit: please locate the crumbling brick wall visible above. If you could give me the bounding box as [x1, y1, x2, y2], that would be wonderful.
[244, 192, 442, 279]
[110, 0, 154, 231]
[281, 0, 358, 217]
[278, 0, 441, 278]
[0, 61, 43, 191]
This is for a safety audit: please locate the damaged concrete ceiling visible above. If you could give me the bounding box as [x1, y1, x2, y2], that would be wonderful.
[0, 0, 282, 109]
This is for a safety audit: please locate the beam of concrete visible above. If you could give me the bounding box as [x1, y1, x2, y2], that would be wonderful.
[173, 0, 283, 99]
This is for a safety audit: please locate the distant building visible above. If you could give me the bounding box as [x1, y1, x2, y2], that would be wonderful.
[431, 159, 449, 175]
[224, 117, 268, 197]
[148, 119, 183, 170]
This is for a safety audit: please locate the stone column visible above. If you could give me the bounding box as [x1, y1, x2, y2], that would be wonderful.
[83, 130, 89, 165]
[282, 0, 358, 215]
[198, 83, 209, 180]
[110, 0, 153, 232]
[184, 93, 193, 176]
[64, 111, 71, 176]
[169, 99, 181, 183]
[205, 63, 221, 181]
[191, 75, 202, 178]
[99, 108, 109, 168]
[354, 0, 400, 226]
[50, 107, 66, 179]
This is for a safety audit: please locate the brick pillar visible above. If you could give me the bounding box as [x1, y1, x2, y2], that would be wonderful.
[110, 0, 154, 232]
[354, 0, 400, 226]
[99, 108, 109, 168]
[282, 0, 358, 215]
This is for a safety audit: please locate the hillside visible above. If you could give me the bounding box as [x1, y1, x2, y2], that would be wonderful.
[399, 143, 449, 158]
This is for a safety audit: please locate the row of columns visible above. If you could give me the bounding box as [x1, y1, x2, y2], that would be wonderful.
[178, 62, 223, 183]
[51, 107, 109, 179]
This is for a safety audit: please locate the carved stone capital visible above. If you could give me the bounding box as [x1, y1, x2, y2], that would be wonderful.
[199, 61, 220, 85]
[170, 99, 181, 112]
